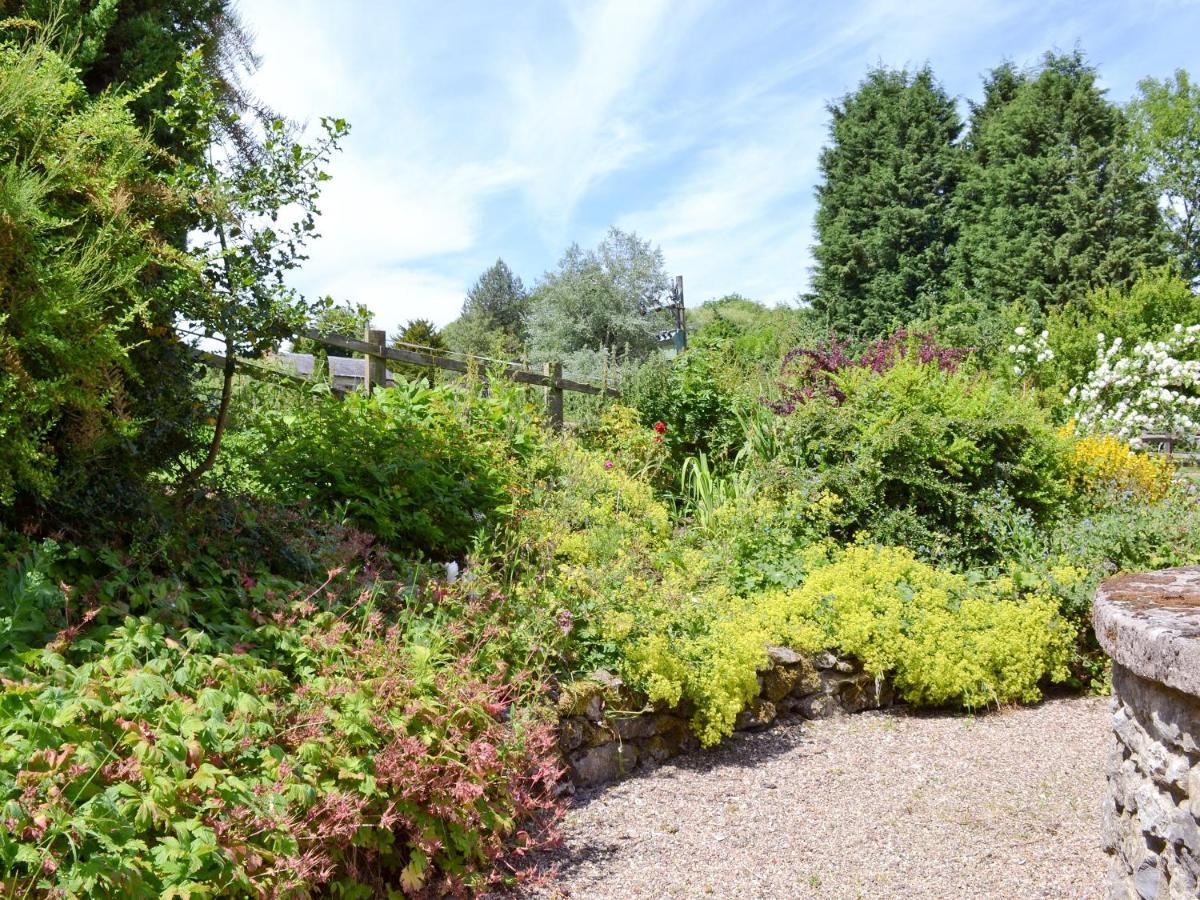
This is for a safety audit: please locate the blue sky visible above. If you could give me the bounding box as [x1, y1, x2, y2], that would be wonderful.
[238, 0, 1200, 330]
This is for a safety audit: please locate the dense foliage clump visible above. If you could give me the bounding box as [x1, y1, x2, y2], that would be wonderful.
[219, 380, 546, 558]
[0, 526, 563, 897]
[764, 360, 1069, 564]
[0, 42, 199, 520]
[810, 66, 962, 337]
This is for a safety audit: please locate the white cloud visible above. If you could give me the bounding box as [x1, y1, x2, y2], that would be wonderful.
[232, 0, 1200, 329]
[238, 0, 525, 324]
[314, 265, 467, 330]
[621, 132, 822, 305]
[504, 0, 692, 233]
[307, 153, 522, 269]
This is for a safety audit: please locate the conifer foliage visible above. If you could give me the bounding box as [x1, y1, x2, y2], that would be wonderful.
[811, 66, 962, 338]
[953, 52, 1165, 314]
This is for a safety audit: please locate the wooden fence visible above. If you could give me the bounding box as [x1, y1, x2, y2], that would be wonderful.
[193, 325, 620, 430]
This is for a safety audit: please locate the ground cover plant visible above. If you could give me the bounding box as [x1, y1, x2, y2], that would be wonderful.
[0, 502, 564, 897]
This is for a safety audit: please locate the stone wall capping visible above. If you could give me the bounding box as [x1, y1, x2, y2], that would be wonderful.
[1094, 566, 1200, 698]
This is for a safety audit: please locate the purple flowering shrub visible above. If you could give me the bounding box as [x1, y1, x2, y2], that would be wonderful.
[769, 329, 973, 414]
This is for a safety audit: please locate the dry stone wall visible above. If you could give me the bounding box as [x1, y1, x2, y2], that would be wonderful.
[555, 646, 893, 788]
[1095, 568, 1200, 900]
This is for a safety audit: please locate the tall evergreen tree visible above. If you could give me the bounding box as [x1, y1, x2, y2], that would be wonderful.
[1, 0, 264, 163]
[392, 318, 447, 385]
[461, 258, 529, 339]
[811, 66, 962, 338]
[953, 52, 1166, 314]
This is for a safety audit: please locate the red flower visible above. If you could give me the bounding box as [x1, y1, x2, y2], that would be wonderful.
[653, 421, 666, 434]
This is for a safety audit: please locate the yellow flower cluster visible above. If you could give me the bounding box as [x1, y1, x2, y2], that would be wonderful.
[1065, 432, 1174, 501]
[774, 544, 1072, 708]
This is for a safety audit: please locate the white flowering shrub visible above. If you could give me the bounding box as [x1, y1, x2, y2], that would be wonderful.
[1066, 325, 1200, 447]
[1007, 326, 1055, 380]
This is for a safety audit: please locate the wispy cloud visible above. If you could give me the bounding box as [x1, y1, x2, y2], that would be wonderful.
[503, 0, 696, 235]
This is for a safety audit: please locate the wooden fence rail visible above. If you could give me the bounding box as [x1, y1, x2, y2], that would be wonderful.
[192, 325, 619, 430]
[301, 329, 619, 398]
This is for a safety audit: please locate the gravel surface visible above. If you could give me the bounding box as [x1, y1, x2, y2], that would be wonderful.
[527, 695, 1110, 899]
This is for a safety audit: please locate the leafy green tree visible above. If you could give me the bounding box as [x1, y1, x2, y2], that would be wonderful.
[293, 299, 373, 358]
[811, 66, 963, 338]
[953, 52, 1166, 314]
[163, 51, 347, 481]
[462, 258, 529, 339]
[527, 227, 670, 363]
[441, 312, 523, 360]
[1128, 70, 1200, 285]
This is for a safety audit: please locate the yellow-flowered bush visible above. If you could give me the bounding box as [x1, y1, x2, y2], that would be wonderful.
[780, 544, 1072, 707]
[574, 403, 668, 486]
[608, 581, 817, 747]
[608, 542, 1073, 746]
[1065, 432, 1174, 501]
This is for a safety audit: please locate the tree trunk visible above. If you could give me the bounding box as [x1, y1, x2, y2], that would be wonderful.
[185, 334, 236, 485]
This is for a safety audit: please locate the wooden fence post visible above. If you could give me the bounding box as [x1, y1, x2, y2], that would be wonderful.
[364, 326, 387, 394]
[544, 361, 563, 431]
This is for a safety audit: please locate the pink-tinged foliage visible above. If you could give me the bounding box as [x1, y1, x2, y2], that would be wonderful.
[1, 561, 565, 898]
[769, 329, 973, 414]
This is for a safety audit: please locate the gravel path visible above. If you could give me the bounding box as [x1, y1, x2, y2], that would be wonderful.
[529, 695, 1110, 899]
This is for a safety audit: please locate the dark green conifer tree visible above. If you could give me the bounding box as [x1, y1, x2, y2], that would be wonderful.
[953, 52, 1166, 314]
[811, 66, 962, 338]
[461, 258, 529, 339]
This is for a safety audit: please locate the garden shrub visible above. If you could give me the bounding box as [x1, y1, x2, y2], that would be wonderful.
[219, 380, 544, 559]
[624, 344, 748, 473]
[1042, 489, 1200, 582]
[764, 360, 1070, 565]
[512, 443, 669, 572]
[498, 442, 672, 677]
[767, 328, 971, 414]
[573, 403, 669, 487]
[1044, 268, 1200, 394]
[1066, 325, 1200, 447]
[0, 40, 194, 521]
[997, 488, 1200, 689]
[781, 544, 1073, 708]
[601, 541, 1073, 746]
[1064, 433, 1175, 503]
[677, 488, 841, 593]
[0, 543, 563, 897]
[610, 583, 790, 747]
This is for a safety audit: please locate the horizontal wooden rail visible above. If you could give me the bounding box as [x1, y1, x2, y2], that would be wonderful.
[187, 326, 619, 432]
[299, 329, 619, 398]
[193, 348, 313, 387]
